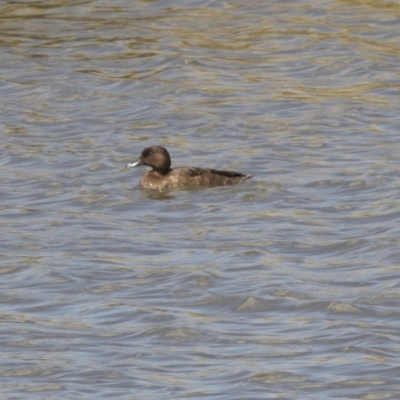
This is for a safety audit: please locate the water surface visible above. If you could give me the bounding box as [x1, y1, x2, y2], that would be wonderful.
[1, 0, 400, 398]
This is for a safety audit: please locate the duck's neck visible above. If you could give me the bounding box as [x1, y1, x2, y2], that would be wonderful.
[153, 167, 171, 176]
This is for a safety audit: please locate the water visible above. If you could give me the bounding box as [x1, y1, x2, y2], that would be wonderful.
[1, 0, 400, 398]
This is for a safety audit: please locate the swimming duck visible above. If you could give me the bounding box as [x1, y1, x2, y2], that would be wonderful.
[126, 145, 252, 191]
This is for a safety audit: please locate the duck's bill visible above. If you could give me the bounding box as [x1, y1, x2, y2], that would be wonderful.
[126, 158, 143, 168]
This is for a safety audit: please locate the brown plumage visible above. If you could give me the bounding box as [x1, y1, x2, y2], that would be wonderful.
[126, 146, 252, 191]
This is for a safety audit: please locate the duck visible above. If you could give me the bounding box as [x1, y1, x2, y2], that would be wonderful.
[126, 145, 252, 191]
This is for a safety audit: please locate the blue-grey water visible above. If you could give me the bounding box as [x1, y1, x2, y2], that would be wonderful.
[1, 0, 400, 399]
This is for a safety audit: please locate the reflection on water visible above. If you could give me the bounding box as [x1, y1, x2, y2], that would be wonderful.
[1, 0, 400, 398]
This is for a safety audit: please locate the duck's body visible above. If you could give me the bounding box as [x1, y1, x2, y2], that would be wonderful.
[139, 166, 250, 191]
[126, 146, 251, 191]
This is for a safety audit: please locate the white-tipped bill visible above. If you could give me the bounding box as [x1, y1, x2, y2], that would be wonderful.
[126, 158, 143, 168]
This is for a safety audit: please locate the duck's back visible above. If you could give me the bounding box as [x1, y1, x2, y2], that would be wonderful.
[167, 167, 251, 189]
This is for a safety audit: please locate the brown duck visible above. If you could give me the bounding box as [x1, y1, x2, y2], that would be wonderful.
[126, 146, 252, 191]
